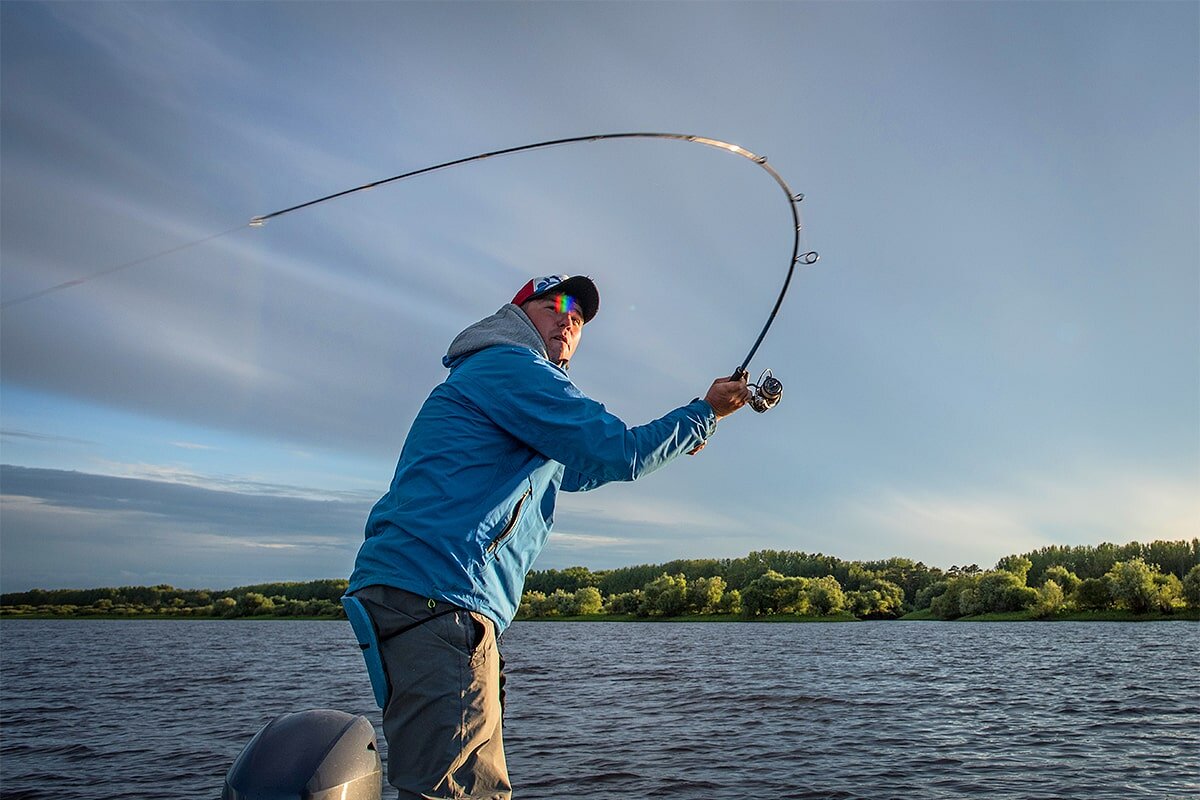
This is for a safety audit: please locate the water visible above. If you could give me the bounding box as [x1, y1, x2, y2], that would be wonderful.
[1, 619, 1197, 799]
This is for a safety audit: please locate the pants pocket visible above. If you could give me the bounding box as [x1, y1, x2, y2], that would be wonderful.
[467, 612, 491, 667]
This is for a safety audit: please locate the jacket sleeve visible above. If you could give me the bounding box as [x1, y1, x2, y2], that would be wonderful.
[452, 347, 717, 485]
[559, 466, 612, 493]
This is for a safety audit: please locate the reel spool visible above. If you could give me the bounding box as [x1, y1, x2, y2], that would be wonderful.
[747, 369, 783, 413]
[730, 367, 784, 413]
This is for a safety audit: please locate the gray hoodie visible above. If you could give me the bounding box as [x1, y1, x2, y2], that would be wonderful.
[443, 303, 555, 368]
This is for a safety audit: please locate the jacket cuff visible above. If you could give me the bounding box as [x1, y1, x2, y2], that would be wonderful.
[688, 397, 719, 438]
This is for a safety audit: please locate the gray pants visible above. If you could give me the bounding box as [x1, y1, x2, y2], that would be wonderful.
[353, 585, 511, 800]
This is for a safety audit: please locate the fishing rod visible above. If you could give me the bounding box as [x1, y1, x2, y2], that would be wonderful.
[250, 132, 820, 412]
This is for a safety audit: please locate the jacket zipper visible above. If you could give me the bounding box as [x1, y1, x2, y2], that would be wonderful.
[487, 485, 532, 554]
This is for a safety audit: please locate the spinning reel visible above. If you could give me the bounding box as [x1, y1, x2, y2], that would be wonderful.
[747, 368, 784, 413]
[732, 367, 784, 413]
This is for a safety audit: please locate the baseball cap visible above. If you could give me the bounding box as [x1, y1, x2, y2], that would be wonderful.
[511, 274, 600, 323]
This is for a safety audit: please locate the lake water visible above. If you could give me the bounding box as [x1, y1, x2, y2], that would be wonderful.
[1, 619, 1196, 799]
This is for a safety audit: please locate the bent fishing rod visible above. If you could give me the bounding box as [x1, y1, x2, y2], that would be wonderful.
[250, 132, 821, 413]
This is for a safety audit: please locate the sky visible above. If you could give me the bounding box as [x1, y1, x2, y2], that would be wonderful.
[1, 1, 1196, 593]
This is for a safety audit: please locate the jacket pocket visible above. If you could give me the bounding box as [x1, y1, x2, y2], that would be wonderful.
[486, 481, 532, 556]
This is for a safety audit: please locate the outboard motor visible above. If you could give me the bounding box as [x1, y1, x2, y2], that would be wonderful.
[222, 708, 382, 800]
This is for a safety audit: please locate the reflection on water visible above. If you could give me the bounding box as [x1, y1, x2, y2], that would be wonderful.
[1, 619, 1197, 799]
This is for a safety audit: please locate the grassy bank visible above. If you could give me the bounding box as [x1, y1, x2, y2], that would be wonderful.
[3, 612, 857, 623]
[900, 608, 1200, 622]
[516, 611, 861, 623]
[0, 613, 342, 621]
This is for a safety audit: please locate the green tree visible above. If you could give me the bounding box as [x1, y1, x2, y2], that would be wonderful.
[573, 587, 603, 615]
[858, 557, 940, 607]
[524, 566, 599, 595]
[1043, 565, 1081, 595]
[1032, 580, 1066, 618]
[686, 576, 727, 614]
[807, 576, 846, 616]
[1106, 558, 1159, 614]
[929, 574, 988, 619]
[639, 574, 689, 617]
[740, 570, 810, 616]
[914, 580, 950, 611]
[526, 590, 567, 616]
[214, 596, 239, 617]
[519, 591, 546, 617]
[995, 555, 1033, 583]
[603, 590, 642, 615]
[1073, 577, 1112, 611]
[847, 579, 905, 619]
[976, 571, 1038, 614]
[548, 589, 578, 616]
[717, 588, 742, 615]
[1183, 565, 1200, 609]
[954, 574, 985, 617]
[1150, 573, 1183, 613]
[238, 592, 273, 616]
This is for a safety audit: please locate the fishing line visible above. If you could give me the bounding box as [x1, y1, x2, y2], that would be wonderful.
[249, 132, 821, 407]
[5, 133, 819, 411]
[1, 225, 246, 310]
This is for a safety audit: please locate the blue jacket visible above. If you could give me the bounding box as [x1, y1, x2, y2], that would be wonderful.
[348, 304, 716, 630]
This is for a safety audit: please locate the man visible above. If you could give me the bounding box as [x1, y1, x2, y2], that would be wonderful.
[348, 274, 749, 799]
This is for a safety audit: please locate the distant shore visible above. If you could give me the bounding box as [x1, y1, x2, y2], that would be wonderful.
[5, 540, 1197, 622]
[3, 609, 1196, 623]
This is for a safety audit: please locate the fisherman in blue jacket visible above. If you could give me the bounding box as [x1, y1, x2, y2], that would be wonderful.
[348, 274, 749, 799]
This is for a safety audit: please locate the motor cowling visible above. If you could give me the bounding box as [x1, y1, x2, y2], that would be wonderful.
[222, 709, 382, 800]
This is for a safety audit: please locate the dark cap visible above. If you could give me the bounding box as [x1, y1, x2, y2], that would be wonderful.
[511, 274, 600, 323]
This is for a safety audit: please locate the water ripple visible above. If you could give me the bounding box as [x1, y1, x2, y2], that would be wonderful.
[1, 619, 1197, 799]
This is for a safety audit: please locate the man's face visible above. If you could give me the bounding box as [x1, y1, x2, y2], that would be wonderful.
[521, 293, 584, 364]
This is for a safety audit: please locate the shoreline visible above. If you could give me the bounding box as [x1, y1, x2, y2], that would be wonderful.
[4, 609, 1196, 622]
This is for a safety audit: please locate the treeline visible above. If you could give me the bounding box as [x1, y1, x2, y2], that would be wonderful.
[0, 579, 349, 619]
[1021, 540, 1199, 586]
[918, 555, 1199, 619]
[519, 539, 1200, 620]
[4, 540, 1197, 621]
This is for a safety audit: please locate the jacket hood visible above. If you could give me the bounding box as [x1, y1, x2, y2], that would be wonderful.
[443, 304, 549, 368]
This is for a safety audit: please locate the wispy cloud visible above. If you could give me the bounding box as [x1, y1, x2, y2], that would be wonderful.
[548, 531, 635, 549]
[88, 460, 376, 504]
[839, 466, 1200, 568]
[559, 492, 742, 533]
[1, 1, 1194, 590]
[0, 465, 368, 591]
[1, 428, 94, 446]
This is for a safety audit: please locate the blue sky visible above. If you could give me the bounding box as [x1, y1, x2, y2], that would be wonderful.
[2, 1, 1196, 592]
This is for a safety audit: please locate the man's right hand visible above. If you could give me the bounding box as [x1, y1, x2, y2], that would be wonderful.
[703, 375, 751, 419]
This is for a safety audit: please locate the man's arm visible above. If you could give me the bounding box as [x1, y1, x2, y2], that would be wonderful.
[454, 348, 749, 484]
[561, 375, 750, 488]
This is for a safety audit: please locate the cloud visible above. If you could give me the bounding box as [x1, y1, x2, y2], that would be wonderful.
[87, 460, 376, 504]
[1, 2, 1195, 589]
[834, 467, 1200, 568]
[848, 490, 1048, 568]
[548, 531, 635, 549]
[1, 428, 94, 446]
[0, 465, 371, 591]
